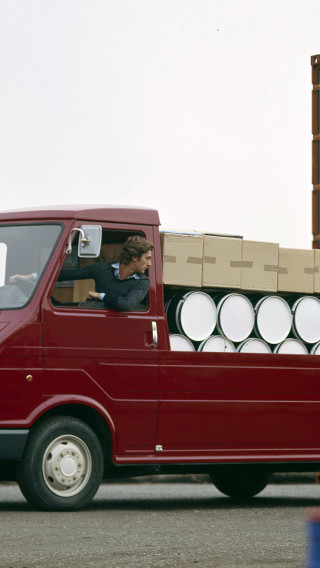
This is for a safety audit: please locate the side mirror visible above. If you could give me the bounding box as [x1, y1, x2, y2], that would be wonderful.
[66, 225, 102, 258]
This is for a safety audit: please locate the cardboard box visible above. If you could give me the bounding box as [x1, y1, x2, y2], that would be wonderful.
[241, 240, 279, 292]
[314, 249, 320, 293]
[73, 279, 95, 302]
[161, 232, 203, 287]
[202, 235, 242, 289]
[100, 243, 123, 263]
[278, 248, 314, 293]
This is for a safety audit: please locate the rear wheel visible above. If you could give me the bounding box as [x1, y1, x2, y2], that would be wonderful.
[210, 466, 269, 499]
[17, 416, 104, 511]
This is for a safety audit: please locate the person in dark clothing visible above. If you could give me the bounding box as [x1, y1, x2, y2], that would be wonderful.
[10, 235, 154, 312]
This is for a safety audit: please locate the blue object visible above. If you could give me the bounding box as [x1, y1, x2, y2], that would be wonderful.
[306, 516, 320, 567]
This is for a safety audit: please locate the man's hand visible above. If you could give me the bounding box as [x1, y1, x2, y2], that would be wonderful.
[87, 290, 101, 301]
[9, 274, 33, 284]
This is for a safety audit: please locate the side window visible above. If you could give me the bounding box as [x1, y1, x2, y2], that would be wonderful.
[0, 223, 62, 310]
[50, 229, 149, 311]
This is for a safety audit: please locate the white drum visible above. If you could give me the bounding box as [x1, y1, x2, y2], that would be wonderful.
[237, 338, 272, 354]
[292, 296, 320, 344]
[273, 339, 308, 355]
[197, 335, 236, 353]
[166, 291, 217, 342]
[216, 293, 255, 342]
[311, 342, 320, 355]
[169, 334, 195, 351]
[254, 296, 292, 344]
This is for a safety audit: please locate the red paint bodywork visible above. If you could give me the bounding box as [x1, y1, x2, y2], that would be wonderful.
[1, 205, 320, 470]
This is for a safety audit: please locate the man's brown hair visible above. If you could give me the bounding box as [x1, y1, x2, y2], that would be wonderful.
[119, 235, 154, 265]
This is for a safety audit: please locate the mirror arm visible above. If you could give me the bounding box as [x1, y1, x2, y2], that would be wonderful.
[66, 228, 86, 255]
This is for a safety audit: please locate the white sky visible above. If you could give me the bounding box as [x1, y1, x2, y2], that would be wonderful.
[0, 0, 319, 248]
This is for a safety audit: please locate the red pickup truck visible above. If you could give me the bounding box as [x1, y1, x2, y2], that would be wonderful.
[0, 204, 319, 510]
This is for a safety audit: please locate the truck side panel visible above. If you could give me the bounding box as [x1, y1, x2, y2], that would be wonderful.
[154, 350, 320, 463]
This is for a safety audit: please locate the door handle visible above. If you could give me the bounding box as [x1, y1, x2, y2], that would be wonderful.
[151, 321, 158, 348]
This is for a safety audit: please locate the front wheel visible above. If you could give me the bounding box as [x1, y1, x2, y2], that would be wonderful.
[210, 466, 269, 499]
[17, 416, 104, 511]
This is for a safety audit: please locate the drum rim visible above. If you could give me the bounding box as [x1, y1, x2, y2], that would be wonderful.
[254, 295, 289, 307]
[255, 295, 292, 344]
[273, 338, 309, 354]
[292, 295, 320, 309]
[176, 291, 217, 341]
[292, 296, 320, 343]
[310, 340, 320, 354]
[237, 338, 272, 353]
[198, 334, 236, 352]
[169, 333, 195, 350]
[217, 293, 254, 342]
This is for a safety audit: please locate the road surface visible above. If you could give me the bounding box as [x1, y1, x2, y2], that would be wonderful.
[0, 479, 319, 567]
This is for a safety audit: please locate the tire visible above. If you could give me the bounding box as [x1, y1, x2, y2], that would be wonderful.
[17, 416, 104, 511]
[210, 466, 269, 499]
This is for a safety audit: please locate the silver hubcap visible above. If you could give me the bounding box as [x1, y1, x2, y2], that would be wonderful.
[42, 435, 92, 497]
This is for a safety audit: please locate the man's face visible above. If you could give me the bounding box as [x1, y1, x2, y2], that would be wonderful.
[133, 250, 152, 273]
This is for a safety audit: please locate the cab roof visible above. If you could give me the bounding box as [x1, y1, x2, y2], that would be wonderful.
[0, 204, 160, 226]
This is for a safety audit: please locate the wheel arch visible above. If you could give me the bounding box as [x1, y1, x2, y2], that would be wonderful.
[29, 403, 112, 466]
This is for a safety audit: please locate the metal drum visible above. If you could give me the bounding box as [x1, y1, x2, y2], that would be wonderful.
[273, 339, 309, 355]
[254, 296, 292, 344]
[237, 338, 272, 354]
[216, 293, 255, 343]
[197, 335, 236, 353]
[169, 334, 195, 351]
[310, 342, 320, 355]
[166, 291, 217, 342]
[291, 296, 320, 344]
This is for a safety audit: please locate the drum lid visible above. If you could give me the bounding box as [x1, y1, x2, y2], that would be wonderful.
[178, 292, 217, 341]
[255, 296, 292, 344]
[273, 339, 308, 355]
[237, 338, 271, 354]
[198, 335, 236, 353]
[292, 296, 320, 343]
[217, 294, 254, 342]
[169, 334, 195, 351]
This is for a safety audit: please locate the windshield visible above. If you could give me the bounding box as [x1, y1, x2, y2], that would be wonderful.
[0, 223, 62, 309]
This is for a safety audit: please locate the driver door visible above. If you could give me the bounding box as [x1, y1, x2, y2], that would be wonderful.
[42, 222, 160, 458]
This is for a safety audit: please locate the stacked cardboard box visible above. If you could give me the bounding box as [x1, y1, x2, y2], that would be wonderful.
[278, 248, 314, 294]
[161, 232, 320, 294]
[241, 240, 278, 292]
[202, 236, 242, 289]
[160, 232, 203, 287]
[203, 237, 279, 292]
[315, 250, 320, 293]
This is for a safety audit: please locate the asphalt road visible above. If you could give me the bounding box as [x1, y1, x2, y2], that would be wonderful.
[0, 479, 319, 568]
